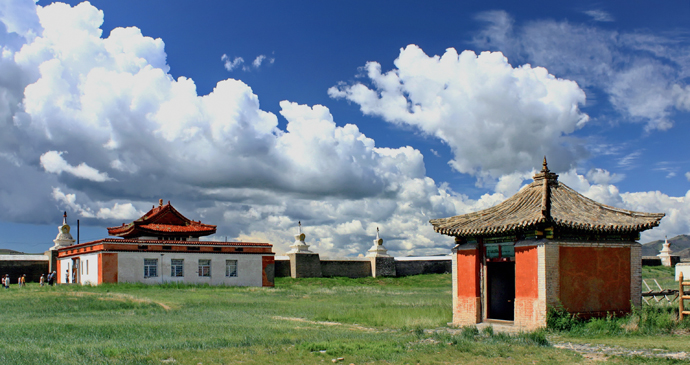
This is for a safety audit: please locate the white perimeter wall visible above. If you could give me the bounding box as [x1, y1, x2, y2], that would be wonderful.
[117, 252, 265, 287]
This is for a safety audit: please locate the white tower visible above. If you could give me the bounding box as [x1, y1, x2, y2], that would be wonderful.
[51, 212, 75, 250]
[288, 221, 312, 253]
[657, 235, 673, 266]
[366, 227, 390, 257]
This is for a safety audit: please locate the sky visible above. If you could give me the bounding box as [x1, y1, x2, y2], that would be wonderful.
[1, 0, 689, 255]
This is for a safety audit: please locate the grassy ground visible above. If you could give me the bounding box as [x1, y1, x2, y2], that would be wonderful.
[0, 274, 686, 364]
[642, 266, 677, 290]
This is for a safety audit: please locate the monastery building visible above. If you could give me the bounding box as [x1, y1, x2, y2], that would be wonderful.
[55, 200, 275, 287]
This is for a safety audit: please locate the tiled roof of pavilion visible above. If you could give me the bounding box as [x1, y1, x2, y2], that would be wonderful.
[430, 158, 665, 237]
[107, 200, 216, 238]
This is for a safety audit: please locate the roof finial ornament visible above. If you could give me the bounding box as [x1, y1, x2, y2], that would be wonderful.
[532, 156, 558, 183]
[298, 220, 302, 234]
[159, 199, 163, 207]
[542, 156, 549, 173]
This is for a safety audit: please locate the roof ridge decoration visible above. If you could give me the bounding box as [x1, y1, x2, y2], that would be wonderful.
[429, 158, 665, 238]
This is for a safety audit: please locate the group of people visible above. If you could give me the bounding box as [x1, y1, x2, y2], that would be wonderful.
[1, 271, 57, 288]
[2, 274, 25, 288]
[42, 271, 57, 286]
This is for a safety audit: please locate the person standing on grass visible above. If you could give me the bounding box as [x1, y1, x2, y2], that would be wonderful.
[20, 274, 26, 287]
[4, 274, 9, 289]
[40, 274, 44, 287]
[50, 271, 56, 285]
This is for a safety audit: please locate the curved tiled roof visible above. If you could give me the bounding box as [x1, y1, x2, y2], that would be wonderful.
[138, 223, 216, 233]
[64, 238, 271, 249]
[107, 201, 216, 238]
[430, 159, 665, 237]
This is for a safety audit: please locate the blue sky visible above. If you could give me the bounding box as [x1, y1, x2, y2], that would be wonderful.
[1, 0, 689, 255]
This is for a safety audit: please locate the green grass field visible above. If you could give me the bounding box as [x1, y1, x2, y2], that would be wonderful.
[642, 266, 678, 290]
[0, 274, 687, 364]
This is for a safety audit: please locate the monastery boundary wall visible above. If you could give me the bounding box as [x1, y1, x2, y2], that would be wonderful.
[0, 255, 49, 283]
[274, 255, 452, 278]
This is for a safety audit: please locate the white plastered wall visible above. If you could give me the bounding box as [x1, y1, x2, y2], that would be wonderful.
[58, 253, 99, 285]
[116, 252, 265, 287]
[58, 257, 71, 283]
[79, 253, 99, 285]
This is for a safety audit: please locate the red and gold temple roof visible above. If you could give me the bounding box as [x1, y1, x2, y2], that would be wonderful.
[107, 200, 216, 238]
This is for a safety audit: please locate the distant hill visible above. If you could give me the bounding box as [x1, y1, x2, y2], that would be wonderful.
[0, 249, 24, 255]
[641, 234, 690, 259]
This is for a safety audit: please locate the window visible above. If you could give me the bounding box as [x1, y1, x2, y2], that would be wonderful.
[144, 259, 158, 278]
[86, 260, 88, 275]
[198, 259, 211, 277]
[226, 260, 238, 277]
[171, 259, 184, 277]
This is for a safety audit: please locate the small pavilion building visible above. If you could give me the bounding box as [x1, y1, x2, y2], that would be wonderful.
[57, 200, 275, 287]
[430, 159, 664, 330]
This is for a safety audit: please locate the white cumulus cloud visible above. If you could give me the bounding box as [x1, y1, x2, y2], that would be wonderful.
[221, 54, 244, 71]
[0, 1, 686, 255]
[0, 1, 475, 255]
[329, 45, 589, 180]
[472, 10, 690, 131]
[40, 151, 112, 182]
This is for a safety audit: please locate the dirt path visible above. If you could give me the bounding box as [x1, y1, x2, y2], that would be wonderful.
[68, 291, 172, 310]
[272, 316, 382, 332]
[552, 341, 690, 362]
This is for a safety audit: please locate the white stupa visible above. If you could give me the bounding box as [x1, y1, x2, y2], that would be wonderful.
[51, 212, 75, 250]
[657, 235, 673, 266]
[288, 221, 312, 253]
[366, 227, 390, 257]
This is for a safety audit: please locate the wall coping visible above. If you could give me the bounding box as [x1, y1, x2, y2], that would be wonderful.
[274, 255, 451, 261]
[0, 255, 49, 261]
[395, 256, 451, 261]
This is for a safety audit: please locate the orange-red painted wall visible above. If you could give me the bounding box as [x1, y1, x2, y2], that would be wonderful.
[262, 256, 275, 287]
[559, 246, 631, 314]
[98, 253, 118, 284]
[457, 249, 480, 297]
[514, 245, 540, 327]
[515, 246, 538, 299]
[453, 248, 482, 325]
